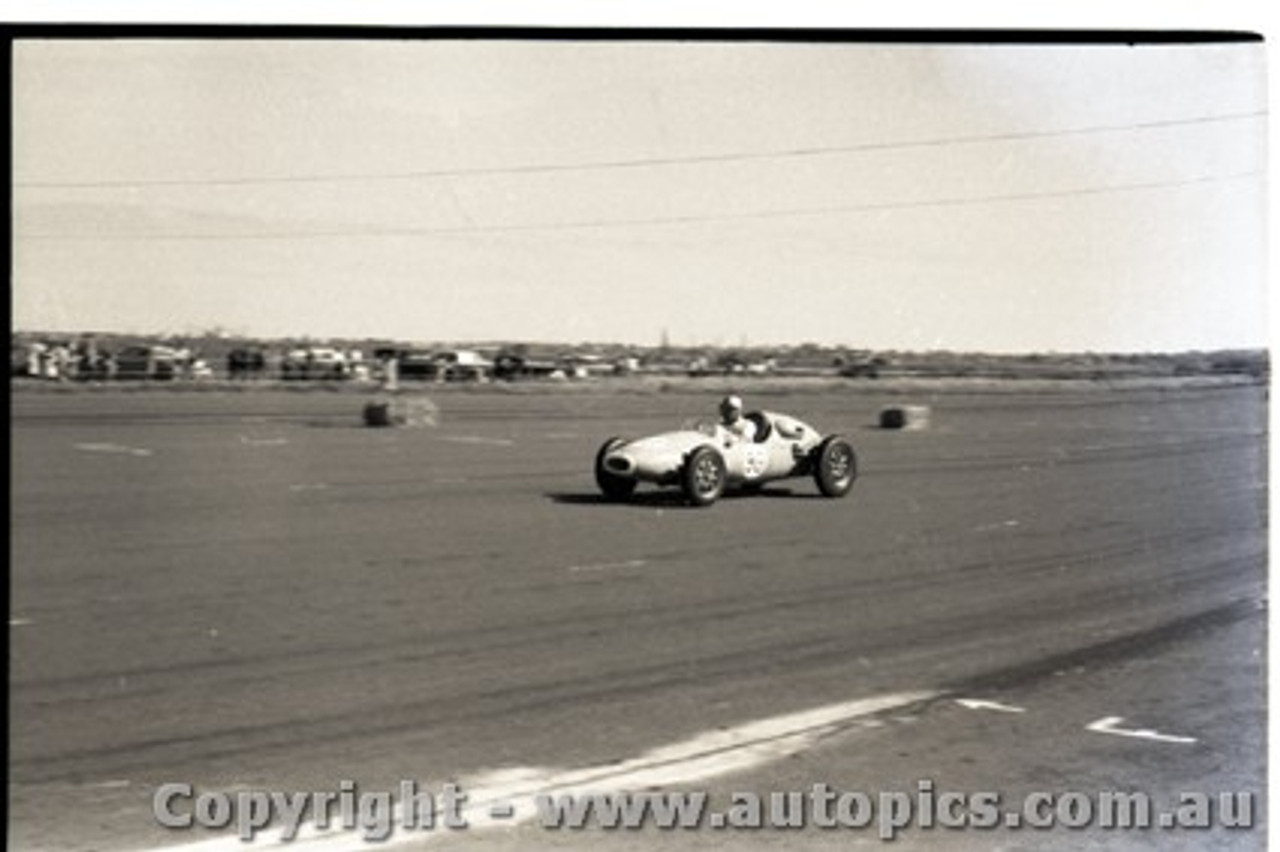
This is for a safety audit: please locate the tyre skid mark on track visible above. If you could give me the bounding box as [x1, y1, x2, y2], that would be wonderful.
[945, 597, 1261, 695]
[14, 557, 1260, 786]
[875, 432, 1259, 476]
[14, 527, 1262, 706]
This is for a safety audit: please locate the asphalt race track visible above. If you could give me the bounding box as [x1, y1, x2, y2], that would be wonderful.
[10, 382, 1267, 851]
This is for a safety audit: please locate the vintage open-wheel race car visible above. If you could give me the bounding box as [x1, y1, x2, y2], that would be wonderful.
[594, 410, 857, 507]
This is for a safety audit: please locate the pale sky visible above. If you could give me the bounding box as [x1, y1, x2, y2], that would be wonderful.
[11, 35, 1269, 352]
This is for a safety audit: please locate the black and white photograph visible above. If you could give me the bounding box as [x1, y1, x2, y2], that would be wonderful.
[9, 15, 1269, 852]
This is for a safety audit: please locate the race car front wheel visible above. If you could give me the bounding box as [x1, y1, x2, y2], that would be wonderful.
[682, 446, 726, 507]
[595, 437, 637, 501]
[813, 435, 857, 497]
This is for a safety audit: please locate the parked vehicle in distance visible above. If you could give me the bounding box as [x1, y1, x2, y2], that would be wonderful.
[113, 345, 183, 380]
[281, 347, 350, 380]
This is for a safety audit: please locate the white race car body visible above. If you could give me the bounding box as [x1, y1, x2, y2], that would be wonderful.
[595, 411, 856, 506]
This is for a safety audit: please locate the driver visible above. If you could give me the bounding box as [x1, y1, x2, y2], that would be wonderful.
[719, 395, 757, 443]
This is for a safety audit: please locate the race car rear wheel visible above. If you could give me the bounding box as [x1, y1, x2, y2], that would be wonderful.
[595, 437, 637, 501]
[682, 446, 726, 506]
[813, 435, 857, 497]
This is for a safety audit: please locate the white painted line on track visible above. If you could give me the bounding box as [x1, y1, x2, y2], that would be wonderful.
[75, 442, 153, 457]
[1085, 716, 1197, 744]
[10, 618, 34, 627]
[955, 698, 1026, 714]
[567, 559, 648, 573]
[973, 520, 1021, 532]
[131, 690, 937, 852]
[438, 435, 515, 447]
[238, 436, 289, 446]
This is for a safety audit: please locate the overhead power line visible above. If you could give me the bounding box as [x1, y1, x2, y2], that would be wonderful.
[13, 110, 1265, 190]
[15, 170, 1261, 242]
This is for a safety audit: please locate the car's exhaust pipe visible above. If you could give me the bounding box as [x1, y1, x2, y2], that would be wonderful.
[605, 455, 633, 474]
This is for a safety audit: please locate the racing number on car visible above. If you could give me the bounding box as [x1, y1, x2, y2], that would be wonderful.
[743, 445, 769, 479]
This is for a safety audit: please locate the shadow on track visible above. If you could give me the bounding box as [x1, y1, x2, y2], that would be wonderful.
[546, 486, 828, 508]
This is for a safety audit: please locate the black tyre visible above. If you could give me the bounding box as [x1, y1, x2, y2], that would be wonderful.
[682, 445, 726, 506]
[813, 435, 857, 497]
[595, 437, 637, 501]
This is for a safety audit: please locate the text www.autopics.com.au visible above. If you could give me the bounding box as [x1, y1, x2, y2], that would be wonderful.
[153, 779, 1257, 842]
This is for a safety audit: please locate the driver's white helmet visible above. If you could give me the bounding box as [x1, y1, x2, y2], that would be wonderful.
[720, 395, 743, 415]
